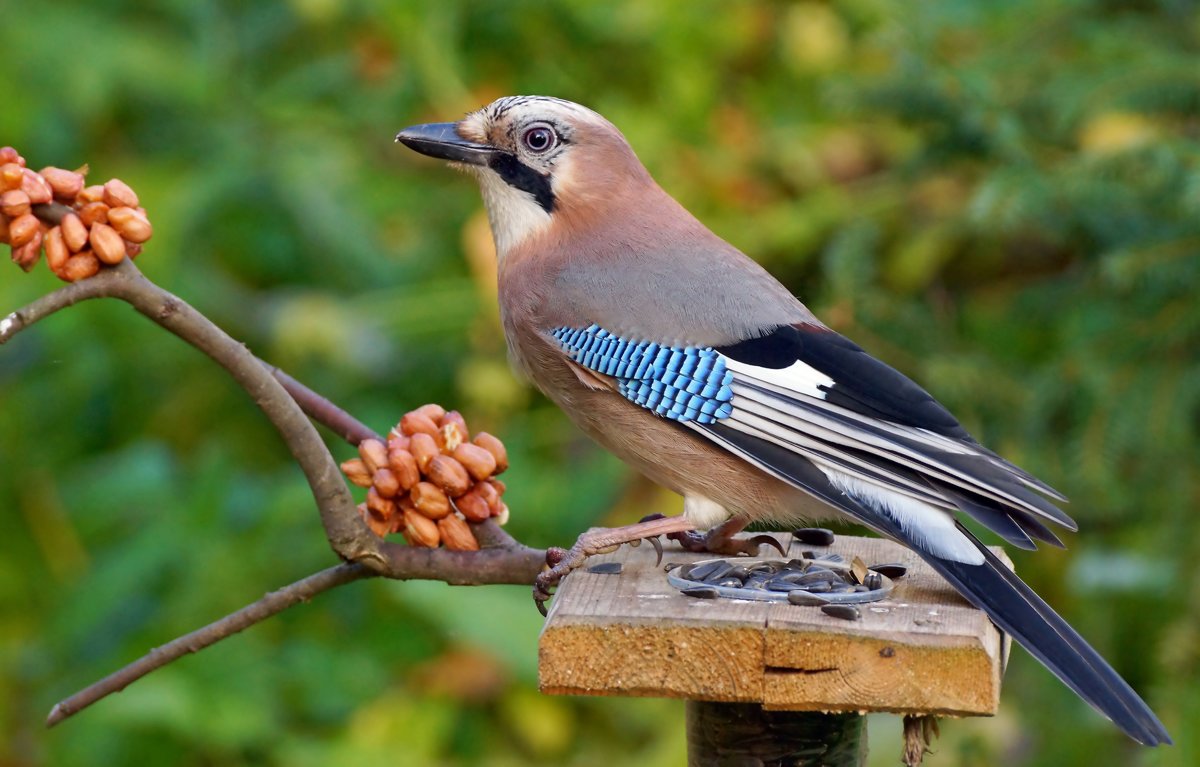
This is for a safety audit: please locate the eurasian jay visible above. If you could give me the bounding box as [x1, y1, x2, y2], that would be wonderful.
[396, 95, 1170, 745]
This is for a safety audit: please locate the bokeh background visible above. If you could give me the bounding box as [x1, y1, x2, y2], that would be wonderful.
[2, 1, 1198, 765]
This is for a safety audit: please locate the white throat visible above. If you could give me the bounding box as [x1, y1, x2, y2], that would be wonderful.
[475, 170, 553, 258]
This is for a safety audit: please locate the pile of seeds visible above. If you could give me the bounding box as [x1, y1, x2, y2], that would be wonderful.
[672, 554, 907, 617]
[340, 403, 510, 551]
[0, 147, 152, 280]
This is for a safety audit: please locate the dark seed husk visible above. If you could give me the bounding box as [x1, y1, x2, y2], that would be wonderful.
[716, 578, 743, 588]
[664, 561, 684, 572]
[794, 527, 836, 546]
[766, 578, 804, 592]
[806, 581, 832, 593]
[705, 562, 737, 583]
[587, 562, 623, 575]
[788, 591, 830, 606]
[797, 568, 838, 585]
[688, 560, 725, 581]
[863, 572, 883, 591]
[682, 586, 720, 599]
[870, 563, 908, 579]
[801, 550, 818, 559]
[821, 604, 861, 621]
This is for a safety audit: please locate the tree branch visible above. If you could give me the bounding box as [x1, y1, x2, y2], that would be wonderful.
[2, 261, 381, 567]
[265, 364, 379, 446]
[6, 262, 550, 729]
[46, 562, 376, 728]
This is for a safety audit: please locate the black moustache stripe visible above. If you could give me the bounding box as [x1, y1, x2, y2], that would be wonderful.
[488, 153, 556, 213]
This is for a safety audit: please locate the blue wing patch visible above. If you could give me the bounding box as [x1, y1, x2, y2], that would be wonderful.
[551, 325, 734, 423]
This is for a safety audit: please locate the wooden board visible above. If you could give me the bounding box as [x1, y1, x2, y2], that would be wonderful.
[539, 532, 1011, 716]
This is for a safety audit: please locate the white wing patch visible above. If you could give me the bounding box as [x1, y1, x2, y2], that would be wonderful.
[724, 357, 833, 400]
[820, 469, 984, 565]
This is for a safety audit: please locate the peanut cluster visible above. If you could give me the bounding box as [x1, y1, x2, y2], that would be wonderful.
[0, 146, 152, 280]
[341, 404, 510, 551]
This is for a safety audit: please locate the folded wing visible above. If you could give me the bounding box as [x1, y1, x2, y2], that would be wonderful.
[549, 322, 1170, 745]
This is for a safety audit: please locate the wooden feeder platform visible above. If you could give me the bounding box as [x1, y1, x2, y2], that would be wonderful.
[539, 531, 1011, 717]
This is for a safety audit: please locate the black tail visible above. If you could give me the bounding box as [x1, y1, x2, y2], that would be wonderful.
[703, 424, 1172, 745]
[929, 529, 1170, 745]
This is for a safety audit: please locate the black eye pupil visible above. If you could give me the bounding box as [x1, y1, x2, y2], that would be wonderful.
[525, 127, 553, 151]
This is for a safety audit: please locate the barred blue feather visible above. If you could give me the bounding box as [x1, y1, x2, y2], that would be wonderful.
[551, 325, 734, 423]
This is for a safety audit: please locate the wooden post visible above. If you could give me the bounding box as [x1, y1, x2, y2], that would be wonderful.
[686, 701, 865, 766]
[539, 531, 1010, 763]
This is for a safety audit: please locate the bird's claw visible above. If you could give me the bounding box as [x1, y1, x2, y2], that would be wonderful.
[533, 523, 672, 613]
[665, 530, 786, 558]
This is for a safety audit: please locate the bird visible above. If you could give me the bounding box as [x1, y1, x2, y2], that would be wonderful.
[395, 95, 1171, 746]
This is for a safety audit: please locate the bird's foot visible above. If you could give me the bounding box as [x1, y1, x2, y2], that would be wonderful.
[533, 514, 697, 616]
[644, 513, 787, 558]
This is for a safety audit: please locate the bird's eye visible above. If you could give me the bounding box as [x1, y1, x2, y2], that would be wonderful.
[522, 125, 557, 153]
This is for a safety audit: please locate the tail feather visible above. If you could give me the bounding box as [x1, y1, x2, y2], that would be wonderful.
[701, 424, 1172, 746]
[931, 529, 1171, 746]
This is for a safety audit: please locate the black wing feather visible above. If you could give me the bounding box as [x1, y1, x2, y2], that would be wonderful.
[718, 325, 969, 439]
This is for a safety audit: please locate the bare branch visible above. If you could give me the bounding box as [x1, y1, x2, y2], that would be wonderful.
[8, 262, 550, 726]
[266, 364, 380, 446]
[45, 536, 546, 728]
[1, 261, 382, 567]
[46, 563, 376, 728]
[0, 271, 118, 344]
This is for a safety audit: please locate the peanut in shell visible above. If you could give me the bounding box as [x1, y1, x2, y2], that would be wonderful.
[340, 458, 373, 487]
[400, 411, 439, 438]
[472, 432, 508, 473]
[438, 514, 480, 551]
[89, 222, 126, 265]
[453, 443, 497, 481]
[427, 454, 471, 497]
[387, 447, 420, 490]
[102, 178, 139, 208]
[62, 252, 100, 281]
[411, 481, 451, 519]
[403, 509, 441, 547]
[61, 213, 88, 252]
[0, 189, 30, 218]
[408, 432, 439, 473]
[358, 438, 388, 474]
[454, 490, 491, 523]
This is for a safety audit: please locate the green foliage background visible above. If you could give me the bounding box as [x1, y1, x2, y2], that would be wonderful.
[2, 1, 1198, 765]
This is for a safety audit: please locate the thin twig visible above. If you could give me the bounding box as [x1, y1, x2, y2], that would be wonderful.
[46, 563, 376, 728]
[266, 364, 379, 445]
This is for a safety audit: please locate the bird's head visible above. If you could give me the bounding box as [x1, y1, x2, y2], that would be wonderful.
[397, 96, 652, 257]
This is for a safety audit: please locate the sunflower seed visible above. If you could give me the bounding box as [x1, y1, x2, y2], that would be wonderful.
[821, 604, 861, 621]
[794, 528, 836, 546]
[682, 586, 720, 599]
[687, 560, 725, 581]
[869, 563, 908, 579]
[788, 591, 830, 606]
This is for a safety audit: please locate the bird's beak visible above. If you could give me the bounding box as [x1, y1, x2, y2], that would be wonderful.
[395, 122, 496, 166]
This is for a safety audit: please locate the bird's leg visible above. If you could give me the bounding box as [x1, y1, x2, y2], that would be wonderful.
[660, 515, 787, 558]
[534, 514, 697, 615]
